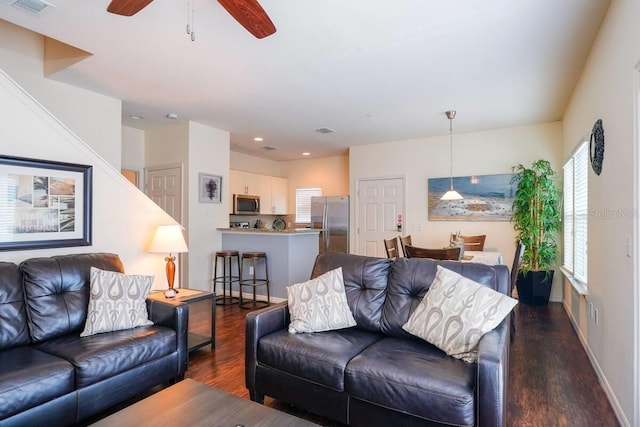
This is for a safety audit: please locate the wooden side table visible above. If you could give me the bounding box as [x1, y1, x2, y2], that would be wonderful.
[148, 288, 216, 353]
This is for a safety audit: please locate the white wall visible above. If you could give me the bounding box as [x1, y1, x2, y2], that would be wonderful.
[281, 154, 350, 212]
[230, 151, 283, 176]
[122, 125, 145, 174]
[0, 20, 122, 169]
[144, 121, 230, 291]
[350, 121, 564, 300]
[0, 69, 176, 287]
[187, 121, 230, 291]
[562, 0, 639, 424]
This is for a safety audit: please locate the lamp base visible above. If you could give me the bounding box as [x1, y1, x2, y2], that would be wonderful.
[164, 288, 177, 299]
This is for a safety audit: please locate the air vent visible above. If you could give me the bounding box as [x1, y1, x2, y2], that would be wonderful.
[261, 145, 276, 151]
[1, 0, 54, 14]
[314, 127, 336, 134]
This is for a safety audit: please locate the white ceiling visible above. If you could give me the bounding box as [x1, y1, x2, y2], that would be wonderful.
[0, 1, 610, 161]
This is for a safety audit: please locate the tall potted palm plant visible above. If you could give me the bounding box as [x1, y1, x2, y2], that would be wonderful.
[511, 159, 561, 305]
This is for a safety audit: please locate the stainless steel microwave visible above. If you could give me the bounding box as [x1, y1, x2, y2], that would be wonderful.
[233, 194, 260, 214]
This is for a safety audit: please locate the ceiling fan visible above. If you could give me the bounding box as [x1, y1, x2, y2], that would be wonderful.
[106, 0, 276, 39]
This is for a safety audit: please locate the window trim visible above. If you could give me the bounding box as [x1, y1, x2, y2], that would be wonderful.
[295, 187, 322, 223]
[562, 139, 589, 295]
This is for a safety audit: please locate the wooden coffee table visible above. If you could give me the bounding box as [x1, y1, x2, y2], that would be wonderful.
[90, 379, 319, 426]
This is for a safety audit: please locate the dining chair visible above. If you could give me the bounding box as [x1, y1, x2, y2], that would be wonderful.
[399, 235, 412, 257]
[510, 240, 525, 342]
[459, 234, 486, 251]
[404, 245, 461, 261]
[384, 237, 400, 259]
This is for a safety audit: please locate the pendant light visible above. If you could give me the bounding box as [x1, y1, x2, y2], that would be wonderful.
[441, 110, 463, 200]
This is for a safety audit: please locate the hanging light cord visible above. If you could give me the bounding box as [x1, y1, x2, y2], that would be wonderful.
[447, 110, 456, 190]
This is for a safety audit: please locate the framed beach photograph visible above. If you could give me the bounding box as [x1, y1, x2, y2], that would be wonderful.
[0, 155, 92, 251]
[428, 173, 518, 221]
[199, 173, 222, 203]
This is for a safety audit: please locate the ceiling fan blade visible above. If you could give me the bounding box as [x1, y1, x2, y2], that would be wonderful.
[217, 0, 276, 39]
[107, 0, 154, 16]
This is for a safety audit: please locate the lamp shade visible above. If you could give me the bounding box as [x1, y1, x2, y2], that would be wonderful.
[149, 225, 188, 254]
[441, 189, 463, 200]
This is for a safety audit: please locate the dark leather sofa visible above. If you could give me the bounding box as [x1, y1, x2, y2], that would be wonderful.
[246, 253, 511, 427]
[0, 253, 188, 427]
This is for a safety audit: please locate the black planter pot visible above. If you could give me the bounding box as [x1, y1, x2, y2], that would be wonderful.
[516, 270, 554, 306]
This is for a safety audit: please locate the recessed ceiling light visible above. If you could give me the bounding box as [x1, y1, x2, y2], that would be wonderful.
[166, 113, 179, 120]
[254, 137, 264, 142]
[130, 114, 143, 120]
[302, 152, 310, 156]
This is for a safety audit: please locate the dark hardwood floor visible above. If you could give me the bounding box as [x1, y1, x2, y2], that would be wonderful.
[186, 302, 620, 426]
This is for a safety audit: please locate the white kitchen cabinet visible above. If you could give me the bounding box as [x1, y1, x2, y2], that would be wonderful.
[230, 170, 288, 215]
[258, 175, 273, 215]
[258, 175, 288, 215]
[230, 170, 260, 212]
[271, 176, 288, 215]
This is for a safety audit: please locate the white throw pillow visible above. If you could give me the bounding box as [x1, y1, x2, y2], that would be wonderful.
[403, 265, 517, 363]
[81, 267, 154, 337]
[287, 267, 356, 334]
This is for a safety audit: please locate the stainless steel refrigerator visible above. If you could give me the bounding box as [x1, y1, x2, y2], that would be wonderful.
[311, 195, 349, 254]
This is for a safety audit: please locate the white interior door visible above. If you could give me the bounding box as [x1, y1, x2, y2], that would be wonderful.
[146, 165, 183, 223]
[356, 177, 405, 257]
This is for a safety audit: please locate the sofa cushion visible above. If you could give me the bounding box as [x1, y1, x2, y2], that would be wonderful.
[345, 336, 476, 427]
[81, 267, 154, 337]
[287, 267, 356, 334]
[20, 253, 124, 342]
[258, 328, 383, 391]
[403, 266, 517, 362]
[37, 325, 175, 388]
[381, 258, 504, 338]
[0, 346, 74, 419]
[0, 262, 31, 350]
[311, 253, 392, 333]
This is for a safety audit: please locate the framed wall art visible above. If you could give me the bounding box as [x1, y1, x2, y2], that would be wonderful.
[428, 173, 518, 221]
[199, 173, 222, 203]
[0, 155, 92, 251]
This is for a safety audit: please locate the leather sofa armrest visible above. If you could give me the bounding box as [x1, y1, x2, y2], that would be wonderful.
[146, 298, 189, 380]
[476, 315, 510, 427]
[245, 301, 289, 399]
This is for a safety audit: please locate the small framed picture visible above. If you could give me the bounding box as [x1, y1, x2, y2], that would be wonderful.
[199, 173, 222, 203]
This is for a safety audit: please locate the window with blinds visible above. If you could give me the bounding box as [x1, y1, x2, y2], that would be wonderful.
[563, 141, 588, 285]
[295, 187, 322, 223]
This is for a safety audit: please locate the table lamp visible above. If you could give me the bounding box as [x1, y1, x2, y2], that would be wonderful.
[149, 225, 189, 298]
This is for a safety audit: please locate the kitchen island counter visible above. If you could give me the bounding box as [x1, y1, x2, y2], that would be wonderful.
[219, 228, 320, 300]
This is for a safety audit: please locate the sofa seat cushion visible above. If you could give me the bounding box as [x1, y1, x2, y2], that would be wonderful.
[345, 336, 476, 427]
[258, 328, 383, 391]
[36, 325, 176, 388]
[0, 346, 74, 419]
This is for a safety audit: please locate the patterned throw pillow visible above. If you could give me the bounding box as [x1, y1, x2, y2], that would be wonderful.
[80, 267, 154, 337]
[403, 265, 517, 363]
[287, 267, 356, 334]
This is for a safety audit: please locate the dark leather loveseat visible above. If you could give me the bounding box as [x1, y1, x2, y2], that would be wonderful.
[246, 252, 511, 427]
[0, 253, 188, 427]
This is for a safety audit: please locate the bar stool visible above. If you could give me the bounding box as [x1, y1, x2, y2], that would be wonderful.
[213, 250, 241, 306]
[239, 252, 270, 310]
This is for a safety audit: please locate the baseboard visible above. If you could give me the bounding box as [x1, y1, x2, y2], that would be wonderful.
[562, 301, 630, 427]
[228, 290, 286, 304]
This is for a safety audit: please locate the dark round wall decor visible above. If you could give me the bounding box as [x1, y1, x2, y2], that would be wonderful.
[590, 118, 604, 175]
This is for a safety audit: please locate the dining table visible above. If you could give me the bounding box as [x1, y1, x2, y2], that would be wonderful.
[462, 250, 503, 266]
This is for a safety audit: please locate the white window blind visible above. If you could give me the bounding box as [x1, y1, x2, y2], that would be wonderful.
[563, 141, 588, 285]
[573, 142, 588, 282]
[295, 187, 322, 223]
[563, 158, 574, 272]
